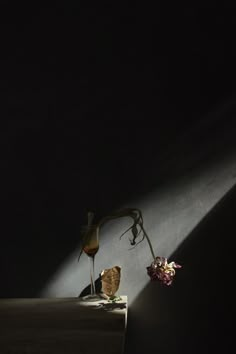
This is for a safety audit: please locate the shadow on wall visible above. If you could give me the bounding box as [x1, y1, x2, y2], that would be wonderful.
[124, 184, 236, 354]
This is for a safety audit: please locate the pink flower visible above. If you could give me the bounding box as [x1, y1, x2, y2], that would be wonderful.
[147, 257, 182, 285]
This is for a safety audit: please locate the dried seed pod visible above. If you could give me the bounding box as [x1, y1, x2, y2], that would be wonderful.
[101, 266, 121, 297]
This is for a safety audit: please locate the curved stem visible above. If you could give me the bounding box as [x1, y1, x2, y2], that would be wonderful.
[141, 226, 156, 261]
[97, 208, 156, 262]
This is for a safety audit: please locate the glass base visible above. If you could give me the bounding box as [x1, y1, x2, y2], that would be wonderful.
[81, 294, 102, 302]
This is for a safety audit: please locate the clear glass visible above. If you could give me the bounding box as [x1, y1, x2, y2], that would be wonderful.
[81, 225, 101, 301]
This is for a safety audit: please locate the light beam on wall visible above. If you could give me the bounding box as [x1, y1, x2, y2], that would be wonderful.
[40, 149, 236, 305]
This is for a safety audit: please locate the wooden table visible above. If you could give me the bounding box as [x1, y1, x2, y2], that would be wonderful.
[0, 296, 127, 354]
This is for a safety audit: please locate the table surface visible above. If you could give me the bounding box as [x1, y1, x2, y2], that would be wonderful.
[0, 296, 127, 354]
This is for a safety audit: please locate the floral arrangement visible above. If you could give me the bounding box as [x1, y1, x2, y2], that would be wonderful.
[79, 208, 181, 286]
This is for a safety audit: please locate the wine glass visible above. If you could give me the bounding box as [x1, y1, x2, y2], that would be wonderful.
[81, 224, 101, 301]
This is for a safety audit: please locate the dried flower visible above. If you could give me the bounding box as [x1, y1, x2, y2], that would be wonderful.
[147, 257, 182, 285]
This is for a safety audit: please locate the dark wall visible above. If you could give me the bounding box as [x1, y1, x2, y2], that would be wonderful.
[1, 4, 236, 297]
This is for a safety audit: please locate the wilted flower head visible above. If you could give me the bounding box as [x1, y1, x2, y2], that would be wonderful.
[147, 256, 182, 285]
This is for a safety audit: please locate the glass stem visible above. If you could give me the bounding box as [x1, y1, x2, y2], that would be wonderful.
[89, 255, 96, 295]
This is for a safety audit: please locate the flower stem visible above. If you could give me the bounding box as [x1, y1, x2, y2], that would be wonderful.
[97, 208, 156, 262]
[141, 226, 156, 261]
